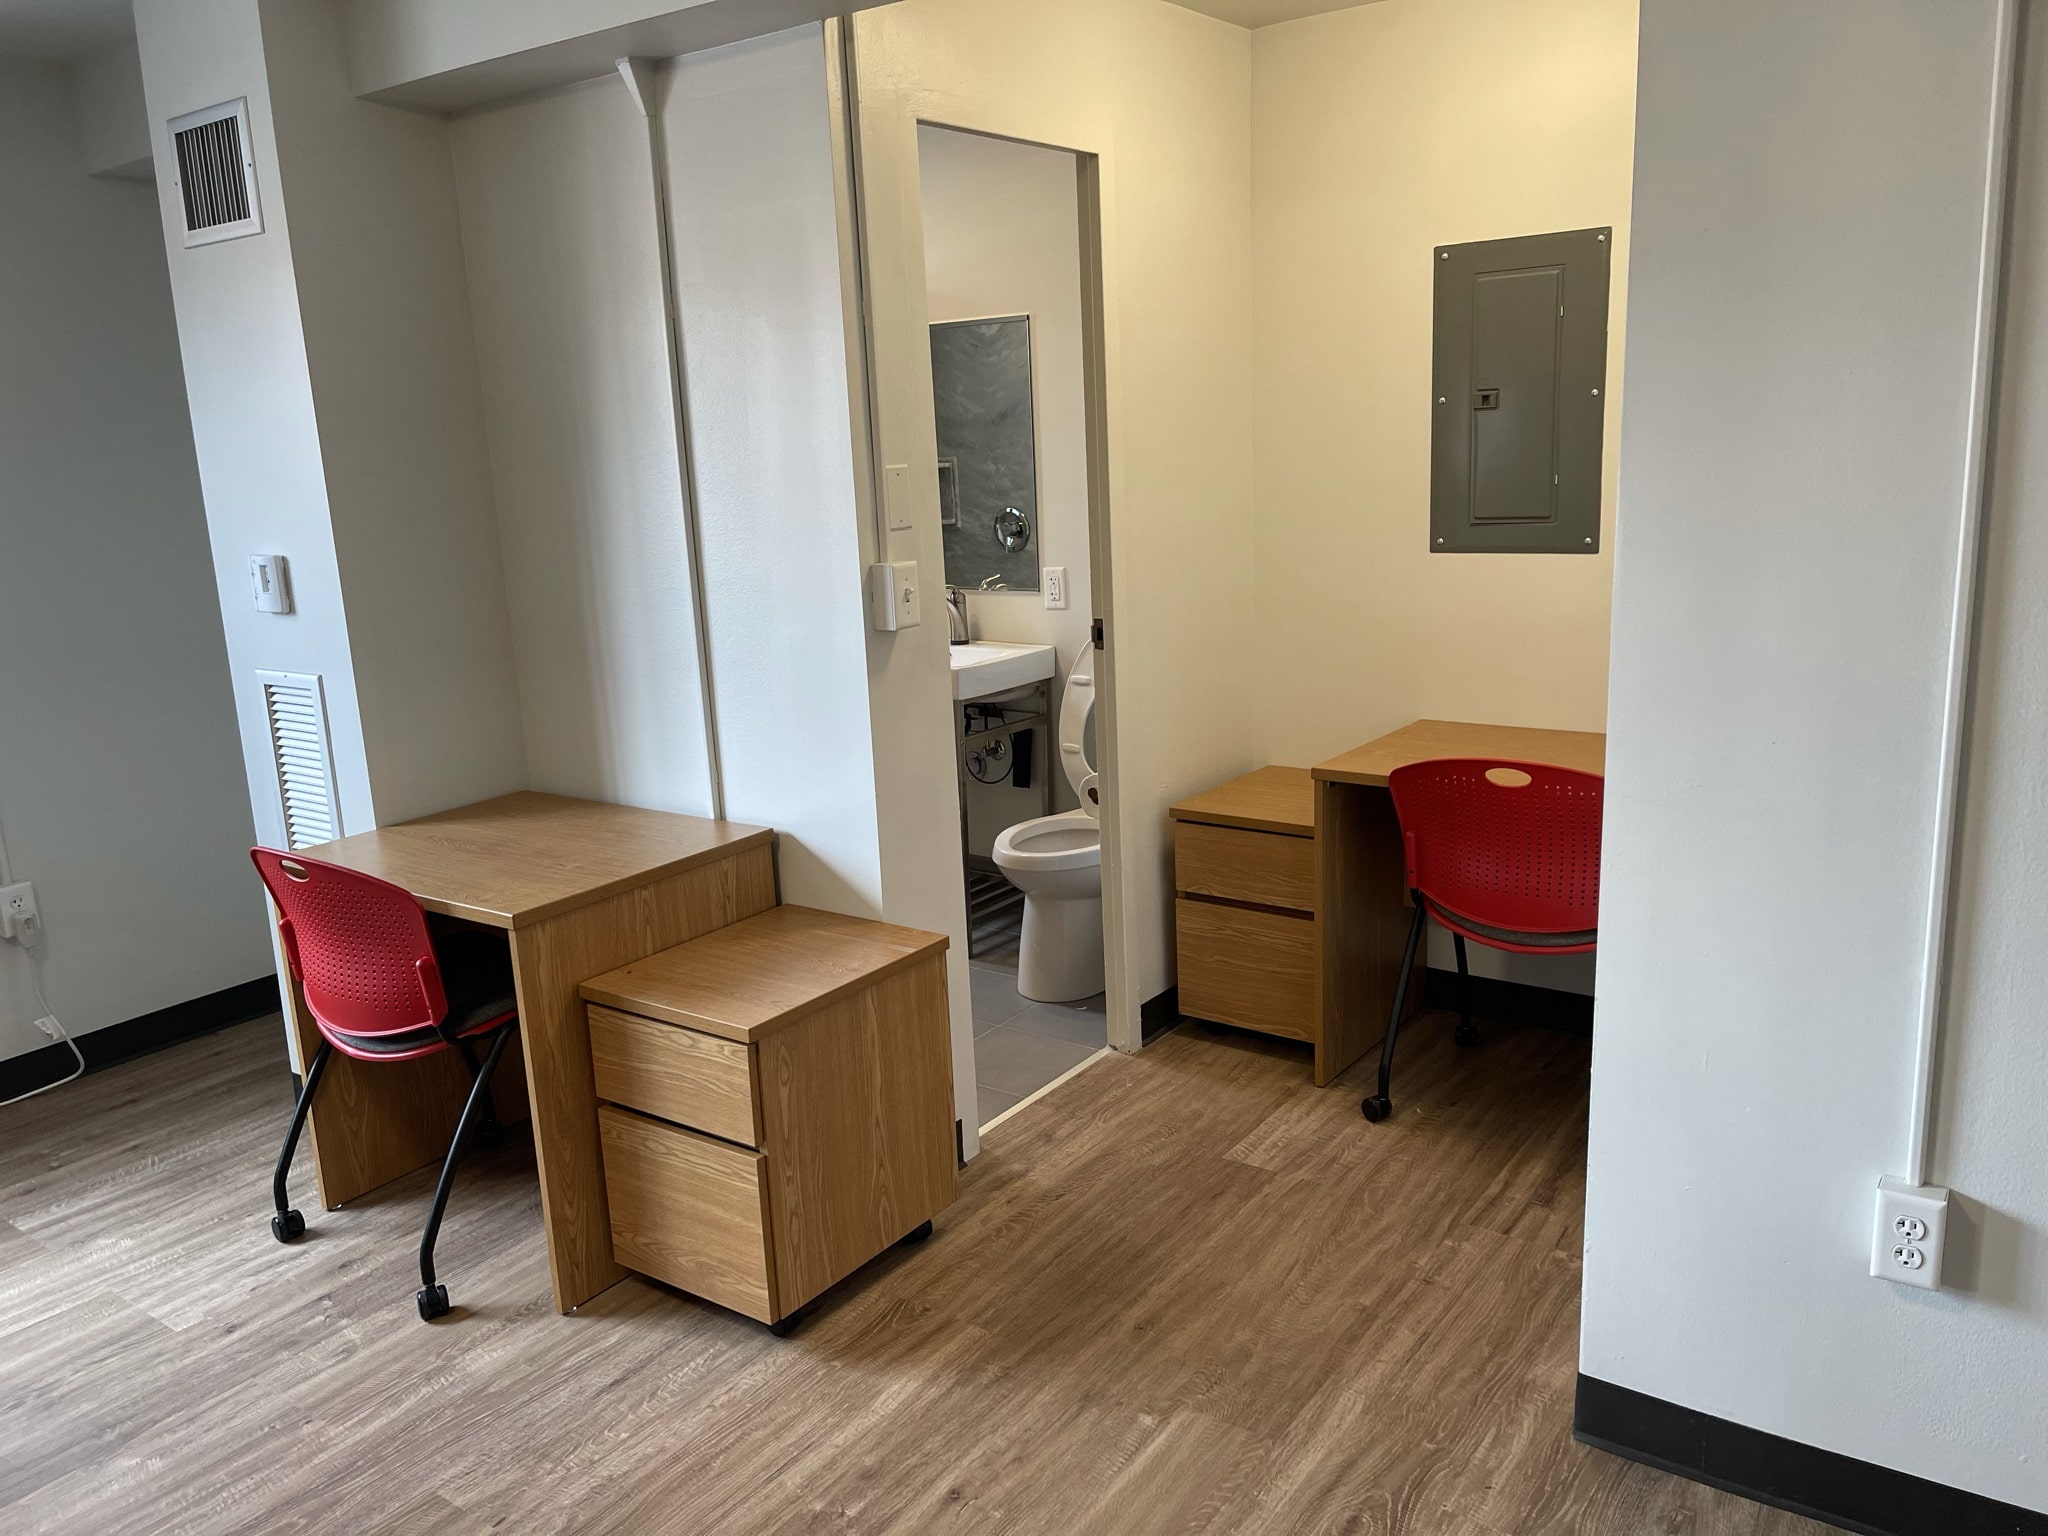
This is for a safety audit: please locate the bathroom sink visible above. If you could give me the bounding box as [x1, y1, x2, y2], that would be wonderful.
[950, 640, 1055, 700]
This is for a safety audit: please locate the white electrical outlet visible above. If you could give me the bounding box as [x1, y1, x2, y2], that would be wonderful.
[1044, 566, 1068, 610]
[1872, 1177, 1949, 1290]
[0, 881, 37, 945]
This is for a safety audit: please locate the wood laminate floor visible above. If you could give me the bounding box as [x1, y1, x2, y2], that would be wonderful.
[0, 1010, 1833, 1536]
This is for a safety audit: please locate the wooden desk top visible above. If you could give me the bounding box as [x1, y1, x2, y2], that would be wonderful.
[302, 792, 775, 929]
[1313, 719, 1606, 787]
[1169, 765, 1315, 837]
[580, 905, 947, 1044]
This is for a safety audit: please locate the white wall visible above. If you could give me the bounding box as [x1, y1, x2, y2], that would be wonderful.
[258, 0, 530, 827]
[1581, 0, 2048, 1510]
[448, 76, 716, 817]
[69, 39, 154, 180]
[665, 28, 888, 914]
[917, 124, 1095, 813]
[136, 0, 380, 853]
[854, 0, 1259, 1033]
[0, 60, 270, 1063]
[137, 0, 528, 852]
[341, 0, 895, 110]
[1250, 0, 1635, 994]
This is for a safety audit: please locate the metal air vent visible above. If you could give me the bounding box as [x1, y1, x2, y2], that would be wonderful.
[170, 99, 262, 247]
[257, 670, 340, 849]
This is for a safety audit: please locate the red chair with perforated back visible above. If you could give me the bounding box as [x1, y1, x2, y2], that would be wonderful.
[1360, 759, 1603, 1123]
[251, 847, 520, 1320]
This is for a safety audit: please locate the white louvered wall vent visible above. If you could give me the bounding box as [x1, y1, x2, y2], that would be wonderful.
[170, 99, 262, 247]
[257, 671, 340, 850]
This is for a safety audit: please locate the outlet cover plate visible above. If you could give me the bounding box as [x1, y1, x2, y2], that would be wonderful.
[1872, 1177, 1949, 1290]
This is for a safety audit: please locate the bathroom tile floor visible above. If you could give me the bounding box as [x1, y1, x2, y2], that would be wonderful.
[970, 955, 1108, 1127]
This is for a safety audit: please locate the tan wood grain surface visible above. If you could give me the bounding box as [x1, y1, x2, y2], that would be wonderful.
[1315, 775, 1426, 1087]
[513, 846, 778, 1311]
[580, 905, 948, 1043]
[1175, 897, 1317, 1043]
[1313, 719, 1607, 787]
[1169, 764, 1315, 835]
[1173, 820, 1318, 913]
[755, 956, 957, 1316]
[588, 1004, 761, 1149]
[0, 1016, 1835, 1535]
[597, 1105, 777, 1323]
[298, 791, 775, 928]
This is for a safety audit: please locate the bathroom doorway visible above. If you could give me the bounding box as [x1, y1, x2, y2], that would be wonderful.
[915, 124, 1118, 1132]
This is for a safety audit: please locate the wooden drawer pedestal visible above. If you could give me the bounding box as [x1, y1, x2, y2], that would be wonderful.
[580, 906, 957, 1327]
[1172, 765, 1419, 1086]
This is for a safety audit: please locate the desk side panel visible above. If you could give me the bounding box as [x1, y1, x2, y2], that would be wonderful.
[513, 844, 777, 1312]
[1316, 780, 1420, 1086]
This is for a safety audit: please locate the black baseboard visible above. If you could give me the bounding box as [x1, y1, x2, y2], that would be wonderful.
[0, 975, 279, 1101]
[1424, 966, 1592, 1035]
[1575, 1375, 2048, 1536]
[1140, 985, 1181, 1043]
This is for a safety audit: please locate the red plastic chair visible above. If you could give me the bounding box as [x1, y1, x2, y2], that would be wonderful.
[1360, 759, 1603, 1123]
[251, 848, 520, 1320]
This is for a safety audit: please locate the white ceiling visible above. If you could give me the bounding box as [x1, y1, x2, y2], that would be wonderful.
[0, 0, 133, 63]
[1167, 0, 1382, 28]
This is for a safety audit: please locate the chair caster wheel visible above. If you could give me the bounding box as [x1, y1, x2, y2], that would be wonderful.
[416, 1284, 450, 1321]
[1360, 1095, 1392, 1123]
[899, 1220, 934, 1247]
[271, 1210, 305, 1243]
[1455, 1020, 1479, 1048]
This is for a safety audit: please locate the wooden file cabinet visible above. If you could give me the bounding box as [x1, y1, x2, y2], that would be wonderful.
[579, 905, 957, 1328]
[1171, 767, 1321, 1050]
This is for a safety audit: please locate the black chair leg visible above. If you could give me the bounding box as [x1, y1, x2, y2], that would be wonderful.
[270, 1040, 332, 1243]
[453, 1035, 507, 1148]
[1453, 932, 1479, 1047]
[1362, 899, 1427, 1123]
[417, 1023, 516, 1321]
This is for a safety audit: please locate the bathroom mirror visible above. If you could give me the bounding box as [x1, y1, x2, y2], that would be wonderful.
[930, 315, 1040, 592]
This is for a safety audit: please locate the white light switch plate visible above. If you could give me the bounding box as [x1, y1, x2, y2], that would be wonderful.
[1044, 566, 1068, 610]
[867, 561, 921, 631]
[884, 463, 915, 533]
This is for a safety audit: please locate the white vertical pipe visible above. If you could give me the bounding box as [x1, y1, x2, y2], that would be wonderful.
[618, 56, 727, 822]
[1905, 0, 2021, 1188]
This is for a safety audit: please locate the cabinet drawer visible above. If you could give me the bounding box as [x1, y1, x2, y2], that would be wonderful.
[598, 1105, 776, 1323]
[589, 1003, 759, 1147]
[1176, 897, 1316, 1042]
[1174, 821, 1316, 913]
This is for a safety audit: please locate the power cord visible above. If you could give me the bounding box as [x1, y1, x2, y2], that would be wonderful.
[0, 812, 83, 1107]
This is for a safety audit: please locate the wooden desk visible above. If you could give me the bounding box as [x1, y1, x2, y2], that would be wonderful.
[284, 792, 776, 1313]
[1311, 720, 1605, 1085]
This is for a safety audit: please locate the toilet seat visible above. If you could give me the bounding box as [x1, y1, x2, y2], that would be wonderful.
[992, 807, 1099, 872]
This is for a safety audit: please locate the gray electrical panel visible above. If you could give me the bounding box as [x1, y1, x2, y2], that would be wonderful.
[1430, 226, 1611, 553]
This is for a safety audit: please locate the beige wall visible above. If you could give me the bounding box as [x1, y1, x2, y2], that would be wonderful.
[1250, 0, 1637, 771]
[854, 0, 1258, 1035]
[917, 124, 1095, 813]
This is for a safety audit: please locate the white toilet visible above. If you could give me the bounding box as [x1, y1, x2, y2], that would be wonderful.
[992, 664, 1104, 1002]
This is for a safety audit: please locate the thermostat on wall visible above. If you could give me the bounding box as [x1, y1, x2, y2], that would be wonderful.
[250, 554, 292, 614]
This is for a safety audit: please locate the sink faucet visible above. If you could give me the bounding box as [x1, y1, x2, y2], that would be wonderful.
[945, 586, 969, 644]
